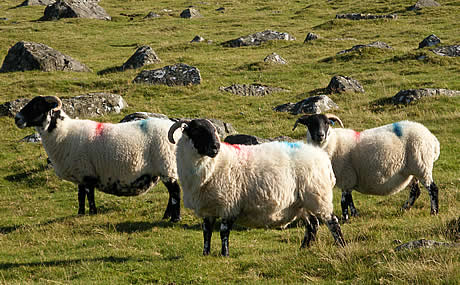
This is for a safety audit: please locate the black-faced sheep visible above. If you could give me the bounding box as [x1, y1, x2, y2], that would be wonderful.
[168, 119, 345, 256]
[15, 96, 182, 222]
[292, 114, 440, 221]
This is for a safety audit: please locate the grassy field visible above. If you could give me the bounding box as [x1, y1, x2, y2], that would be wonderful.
[0, 0, 459, 283]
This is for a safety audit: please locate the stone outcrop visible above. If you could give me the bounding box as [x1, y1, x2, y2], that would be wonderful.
[122, 46, 161, 70]
[336, 13, 397, 20]
[191, 35, 206, 43]
[133, 63, 201, 86]
[304, 32, 319, 43]
[222, 30, 295, 47]
[264, 53, 287, 64]
[431, 45, 460, 57]
[0, 41, 90, 73]
[326, 75, 365, 94]
[393, 88, 460, 104]
[395, 239, 460, 251]
[144, 12, 160, 19]
[180, 8, 201, 18]
[419, 34, 441, 49]
[408, 0, 441, 10]
[273, 95, 339, 115]
[40, 0, 111, 21]
[337, 41, 392, 54]
[18, 0, 56, 6]
[0, 93, 126, 118]
[220, 84, 289, 96]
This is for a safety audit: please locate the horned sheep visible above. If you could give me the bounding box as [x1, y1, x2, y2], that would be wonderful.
[168, 118, 345, 256]
[14, 96, 182, 222]
[292, 114, 440, 221]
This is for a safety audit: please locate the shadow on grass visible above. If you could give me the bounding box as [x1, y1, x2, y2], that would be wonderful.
[0, 215, 79, 235]
[0, 256, 133, 270]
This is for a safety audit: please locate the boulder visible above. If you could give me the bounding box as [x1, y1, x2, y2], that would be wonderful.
[395, 239, 460, 251]
[40, 0, 111, 21]
[273, 95, 339, 115]
[190, 35, 206, 43]
[144, 12, 160, 19]
[0, 93, 126, 118]
[326, 75, 365, 94]
[222, 30, 295, 47]
[408, 0, 440, 10]
[224, 134, 295, 145]
[19, 133, 42, 143]
[393, 88, 460, 104]
[133, 63, 201, 86]
[122, 46, 161, 70]
[180, 8, 201, 18]
[0, 41, 90, 73]
[335, 13, 397, 20]
[18, 0, 56, 6]
[304, 32, 319, 43]
[264, 52, 287, 64]
[419, 34, 441, 49]
[431, 45, 460, 57]
[337, 41, 392, 55]
[219, 84, 289, 96]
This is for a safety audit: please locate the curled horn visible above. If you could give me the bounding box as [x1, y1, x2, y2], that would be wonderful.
[168, 120, 190, 144]
[292, 115, 311, 131]
[325, 113, 344, 128]
[43, 96, 62, 111]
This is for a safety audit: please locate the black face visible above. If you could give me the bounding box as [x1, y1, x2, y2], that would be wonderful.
[15, 96, 58, 129]
[184, 119, 220, 158]
[298, 115, 331, 145]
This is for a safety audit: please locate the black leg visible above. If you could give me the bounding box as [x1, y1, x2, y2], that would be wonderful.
[203, 217, 216, 256]
[402, 179, 421, 211]
[348, 193, 358, 217]
[326, 214, 346, 247]
[301, 215, 319, 248]
[78, 184, 86, 215]
[87, 186, 97, 215]
[220, 218, 235, 257]
[428, 182, 439, 215]
[162, 180, 181, 223]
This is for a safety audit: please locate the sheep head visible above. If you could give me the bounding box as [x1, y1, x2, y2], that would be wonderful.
[168, 119, 220, 158]
[15, 96, 62, 129]
[292, 113, 343, 145]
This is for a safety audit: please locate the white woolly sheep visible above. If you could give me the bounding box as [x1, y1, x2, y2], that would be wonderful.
[292, 114, 440, 221]
[168, 119, 345, 256]
[15, 96, 182, 222]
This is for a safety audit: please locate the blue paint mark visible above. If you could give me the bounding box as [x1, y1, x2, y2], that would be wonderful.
[139, 119, 149, 133]
[281, 141, 302, 149]
[392, 122, 403, 137]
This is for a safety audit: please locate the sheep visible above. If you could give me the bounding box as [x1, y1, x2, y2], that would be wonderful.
[14, 95, 182, 222]
[168, 118, 345, 256]
[292, 113, 440, 221]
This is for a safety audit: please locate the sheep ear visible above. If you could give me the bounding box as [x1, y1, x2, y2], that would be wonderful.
[292, 115, 310, 131]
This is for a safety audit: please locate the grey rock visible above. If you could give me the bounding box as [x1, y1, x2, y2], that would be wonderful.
[144, 12, 160, 19]
[133, 63, 201, 86]
[274, 95, 339, 115]
[18, 0, 55, 6]
[419, 34, 441, 48]
[191, 35, 205, 43]
[431, 45, 460, 57]
[224, 134, 295, 145]
[335, 13, 397, 20]
[122, 46, 161, 70]
[119, 112, 168, 123]
[222, 30, 295, 48]
[0, 41, 90, 73]
[395, 239, 460, 251]
[220, 84, 289, 97]
[393, 88, 460, 104]
[408, 0, 441, 10]
[337, 41, 392, 54]
[216, 7, 225, 12]
[20, 133, 42, 143]
[0, 93, 126, 118]
[304, 32, 319, 43]
[180, 8, 201, 18]
[40, 0, 111, 21]
[0, 17, 9, 21]
[264, 52, 287, 64]
[326, 75, 365, 94]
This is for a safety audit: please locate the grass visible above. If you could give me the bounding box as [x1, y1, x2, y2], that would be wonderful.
[0, 0, 459, 283]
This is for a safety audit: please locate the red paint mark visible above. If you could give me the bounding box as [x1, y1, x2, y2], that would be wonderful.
[223, 142, 241, 150]
[95, 123, 104, 136]
[354, 131, 361, 141]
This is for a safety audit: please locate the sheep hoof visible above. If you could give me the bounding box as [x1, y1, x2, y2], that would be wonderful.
[89, 209, 97, 215]
[170, 216, 181, 223]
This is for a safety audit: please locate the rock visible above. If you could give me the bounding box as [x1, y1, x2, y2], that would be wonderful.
[40, 0, 111, 21]
[335, 13, 397, 20]
[0, 93, 126, 118]
[0, 41, 90, 73]
[19, 133, 41, 143]
[191, 35, 205, 43]
[180, 8, 201, 18]
[395, 239, 460, 251]
[119, 112, 168, 122]
[222, 30, 295, 48]
[133, 63, 201, 86]
[144, 12, 160, 19]
[326, 75, 365, 94]
[224, 134, 268, 145]
[219, 84, 289, 96]
[304, 32, 319, 43]
[419, 34, 441, 49]
[18, 0, 56, 6]
[274, 95, 339, 115]
[121, 46, 161, 70]
[431, 45, 460, 57]
[337, 41, 392, 55]
[393, 88, 460, 104]
[264, 52, 287, 64]
[408, 0, 440, 10]
[216, 7, 225, 12]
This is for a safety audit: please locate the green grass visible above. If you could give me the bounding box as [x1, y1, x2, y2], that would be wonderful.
[0, 0, 459, 283]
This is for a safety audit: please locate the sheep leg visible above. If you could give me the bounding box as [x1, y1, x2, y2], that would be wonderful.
[220, 218, 235, 257]
[87, 186, 97, 215]
[77, 184, 97, 215]
[202, 217, 216, 256]
[301, 214, 319, 248]
[428, 182, 439, 215]
[162, 180, 181, 223]
[326, 215, 346, 247]
[401, 179, 421, 211]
